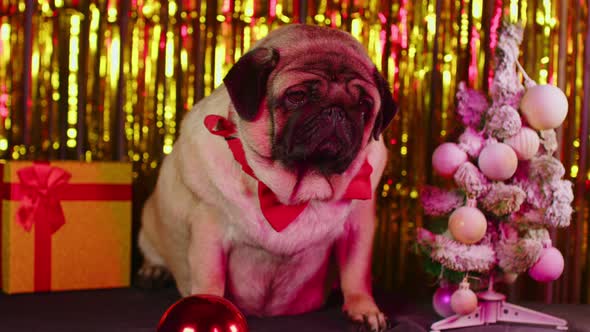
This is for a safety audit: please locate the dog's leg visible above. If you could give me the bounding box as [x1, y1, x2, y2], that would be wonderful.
[186, 204, 227, 298]
[336, 199, 389, 332]
[136, 197, 175, 289]
[136, 228, 175, 289]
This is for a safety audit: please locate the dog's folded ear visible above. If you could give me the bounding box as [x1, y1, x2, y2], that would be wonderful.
[223, 47, 280, 121]
[372, 69, 398, 140]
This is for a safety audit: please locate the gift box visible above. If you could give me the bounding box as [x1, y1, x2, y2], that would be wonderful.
[0, 161, 132, 294]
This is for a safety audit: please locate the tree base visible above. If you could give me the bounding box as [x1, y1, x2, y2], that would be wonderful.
[431, 290, 568, 331]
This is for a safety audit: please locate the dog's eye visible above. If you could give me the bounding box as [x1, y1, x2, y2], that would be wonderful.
[285, 90, 308, 106]
[359, 97, 374, 111]
[359, 97, 373, 123]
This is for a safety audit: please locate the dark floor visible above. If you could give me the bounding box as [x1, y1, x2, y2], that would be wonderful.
[0, 287, 588, 332]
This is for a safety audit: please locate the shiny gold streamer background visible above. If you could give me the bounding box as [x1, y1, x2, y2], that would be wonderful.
[1, 0, 589, 303]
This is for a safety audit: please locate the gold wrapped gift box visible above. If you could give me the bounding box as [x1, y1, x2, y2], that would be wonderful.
[1, 161, 132, 294]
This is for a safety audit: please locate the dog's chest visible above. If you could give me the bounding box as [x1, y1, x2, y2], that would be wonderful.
[225, 231, 335, 316]
[219, 188, 354, 315]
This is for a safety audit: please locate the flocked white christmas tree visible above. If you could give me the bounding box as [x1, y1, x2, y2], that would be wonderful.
[417, 21, 573, 331]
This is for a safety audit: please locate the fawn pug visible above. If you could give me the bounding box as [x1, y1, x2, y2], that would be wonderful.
[138, 24, 398, 331]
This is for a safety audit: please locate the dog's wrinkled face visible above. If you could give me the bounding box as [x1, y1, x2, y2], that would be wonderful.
[224, 25, 397, 178]
[269, 53, 377, 174]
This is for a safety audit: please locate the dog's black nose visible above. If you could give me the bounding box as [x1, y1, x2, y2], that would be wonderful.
[322, 106, 345, 122]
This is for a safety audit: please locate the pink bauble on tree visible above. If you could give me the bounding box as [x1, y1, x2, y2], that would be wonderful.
[528, 247, 565, 283]
[478, 143, 518, 180]
[450, 279, 478, 315]
[433, 282, 458, 317]
[520, 84, 568, 130]
[504, 127, 540, 160]
[448, 206, 487, 244]
[432, 143, 468, 178]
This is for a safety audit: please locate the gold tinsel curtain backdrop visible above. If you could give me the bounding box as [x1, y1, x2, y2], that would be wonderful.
[1, 0, 589, 303]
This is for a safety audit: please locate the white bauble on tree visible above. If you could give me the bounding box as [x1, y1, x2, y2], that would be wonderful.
[432, 143, 468, 178]
[478, 143, 518, 180]
[520, 84, 568, 130]
[448, 206, 487, 244]
[450, 279, 478, 315]
[504, 127, 540, 160]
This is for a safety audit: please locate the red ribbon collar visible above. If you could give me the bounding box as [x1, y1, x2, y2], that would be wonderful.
[204, 115, 373, 232]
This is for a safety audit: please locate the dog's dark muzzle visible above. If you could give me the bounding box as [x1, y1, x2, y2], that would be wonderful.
[273, 106, 363, 175]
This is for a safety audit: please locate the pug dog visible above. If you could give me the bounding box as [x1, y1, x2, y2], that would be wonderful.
[138, 24, 398, 331]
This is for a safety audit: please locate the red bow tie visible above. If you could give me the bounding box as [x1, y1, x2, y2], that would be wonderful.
[204, 115, 373, 232]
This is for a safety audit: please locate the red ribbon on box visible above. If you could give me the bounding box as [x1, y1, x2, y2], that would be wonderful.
[0, 162, 132, 292]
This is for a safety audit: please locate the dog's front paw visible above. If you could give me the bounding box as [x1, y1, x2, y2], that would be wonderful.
[135, 262, 174, 289]
[343, 294, 390, 332]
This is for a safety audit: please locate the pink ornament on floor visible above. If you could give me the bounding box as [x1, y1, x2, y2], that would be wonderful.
[448, 206, 487, 244]
[433, 282, 458, 317]
[504, 127, 540, 160]
[528, 247, 565, 282]
[450, 279, 478, 315]
[432, 143, 468, 178]
[157, 294, 248, 332]
[520, 84, 568, 130]
[478, 143, 518, 180]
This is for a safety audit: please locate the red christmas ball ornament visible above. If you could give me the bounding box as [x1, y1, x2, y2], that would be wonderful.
[450, 279, 478, 315]
[157, 295, 248, 332]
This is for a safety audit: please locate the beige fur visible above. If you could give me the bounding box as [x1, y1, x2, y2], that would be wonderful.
[139, 24, 394, 331]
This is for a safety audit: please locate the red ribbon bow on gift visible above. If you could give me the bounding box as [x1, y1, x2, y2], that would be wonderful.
[12, 163, 73, 291]
[204, 115, 373, 232]
[16, 164, 72, 234]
